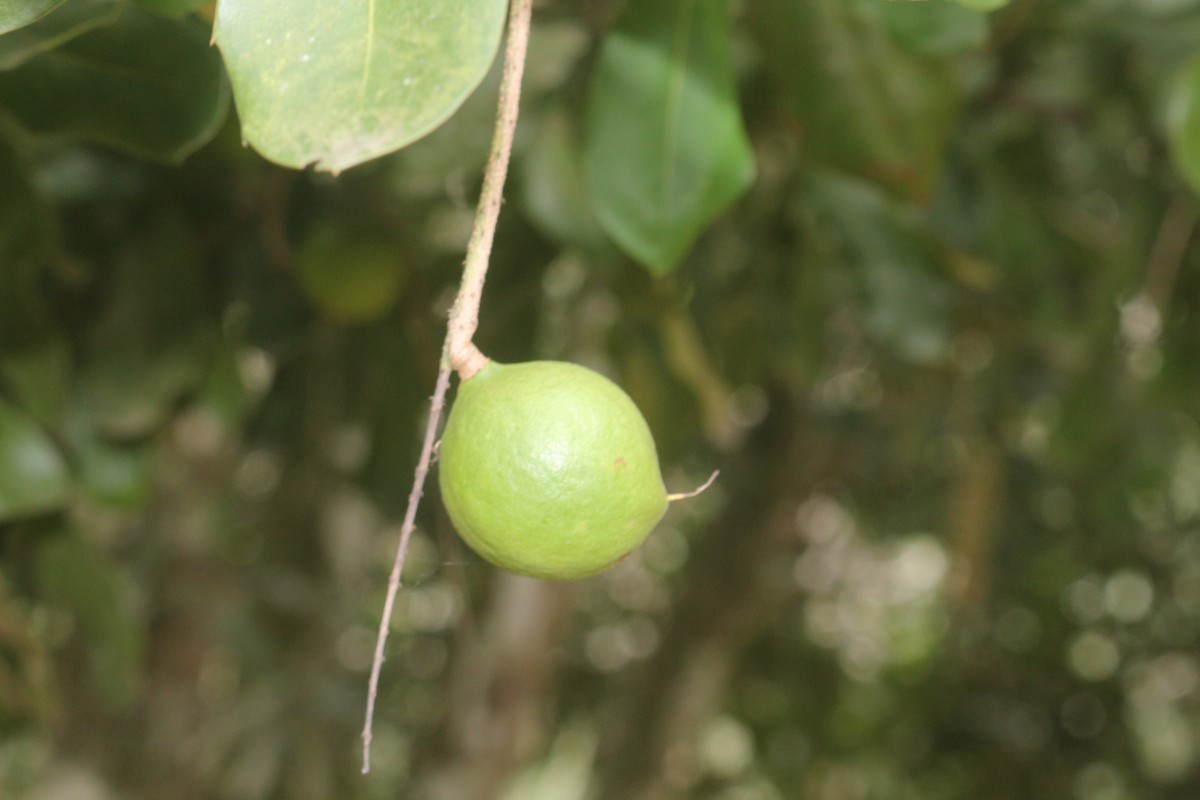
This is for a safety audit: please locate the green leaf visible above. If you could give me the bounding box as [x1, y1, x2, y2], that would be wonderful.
[213, 0, 508, 173]
[585, 0, 755, 273]
[1168, 51, 1200, 193]
[0, 396, 70, 521]
[0, 6, 228, 162]
[0, 0, 64, 34]
[387, 55, 500, 186]
[809, 172, 950, 363]
[0, 0, 121, 70]
[750, 0, 959, 202]
[874, 0, 988, 56]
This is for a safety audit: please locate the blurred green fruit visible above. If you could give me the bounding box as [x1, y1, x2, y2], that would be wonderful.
[438, 360, 668, 580]
[296, 223, 405, 323]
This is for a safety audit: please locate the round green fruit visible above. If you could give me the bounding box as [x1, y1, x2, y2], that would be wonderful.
[438, 360, 668, 580]
[296, 222, 406, 323]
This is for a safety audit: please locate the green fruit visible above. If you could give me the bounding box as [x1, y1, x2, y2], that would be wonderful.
[438, 360, 668, 580]
[296, 222, 406, 323]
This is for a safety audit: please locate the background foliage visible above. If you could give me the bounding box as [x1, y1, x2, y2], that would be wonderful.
[3, 0, 1200, 799]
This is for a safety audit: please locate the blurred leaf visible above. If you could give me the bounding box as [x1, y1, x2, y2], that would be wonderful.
[213, 0, 508, 172]
[0, 396, 70, 521]
[809, 172, 950, 363]
[1169, 51, 1200, 193]
[0, 0, 121, 70]
[585, 0, 755, 273]
[0, 0, 64, 33]
[36, 535, 144, 709]
[67, 411, 150, 508]
[521, 107, 612, 257]
[296, 221, 406, 323]
[874, 0, 988, 56]
[0, 6, 228, 162]
[750, 0, 959, 201]
[75, 438, 150, 509]
[79, 214, 213, 438]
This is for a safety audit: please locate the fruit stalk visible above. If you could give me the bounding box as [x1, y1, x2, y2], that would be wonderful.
[360, 0, 533, 774]
[446, 0, 534, 380]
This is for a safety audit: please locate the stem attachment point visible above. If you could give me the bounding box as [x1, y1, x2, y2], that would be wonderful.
[667, 470, 720, 502]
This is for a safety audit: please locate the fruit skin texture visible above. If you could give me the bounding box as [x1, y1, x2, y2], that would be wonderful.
[438, 360, 668, 580]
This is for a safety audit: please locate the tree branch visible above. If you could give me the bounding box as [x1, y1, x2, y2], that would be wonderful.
[361, 0, 534, 773]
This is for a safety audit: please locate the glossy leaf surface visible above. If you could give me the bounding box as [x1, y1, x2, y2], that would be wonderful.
[214, 0, 507, 172]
